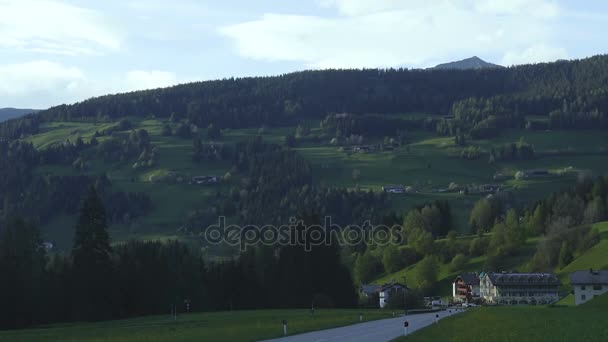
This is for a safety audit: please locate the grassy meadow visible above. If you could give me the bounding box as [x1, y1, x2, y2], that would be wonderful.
[0, 309, 393, 342]
[397, 294, 608, 342]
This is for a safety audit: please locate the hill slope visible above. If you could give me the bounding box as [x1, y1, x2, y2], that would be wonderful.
[0, 107, 38, 122]
[433, 56, 503, 70]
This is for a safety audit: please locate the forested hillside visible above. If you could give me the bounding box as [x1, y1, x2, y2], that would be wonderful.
[2, 55, 608, 330]
[3, 55, 608, 140]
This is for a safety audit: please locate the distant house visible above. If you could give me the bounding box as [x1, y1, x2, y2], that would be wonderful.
[360, 284, 381, 306]
[452, 273, 480, 303]
[570, 269, 608, 305]
[353, 146, 371, 153]
[192, 175, 221, 185]
[523, 169, 550, 178]
[480, 272, 560, 305]
[42, 241, 54, 252]
[382, 185, 405, 194]
[379, 282, 409, 308]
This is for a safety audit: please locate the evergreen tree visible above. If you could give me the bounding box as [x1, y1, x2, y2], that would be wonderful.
[72, 187, 113, 321]
[0, 218, 46, 329]
[558, 241, 574, 269]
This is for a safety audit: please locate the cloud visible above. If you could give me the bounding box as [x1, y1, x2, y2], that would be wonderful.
[0, 60, 91, 108]
[220, 0, 562, 68]
[0, 0, 121, 55]
[124, 70, 178, 91]
[0, 60, 85, 97]
[501, 44, 568, 66]
[0, 60, 182, 108]
[474, 0, 559, 18]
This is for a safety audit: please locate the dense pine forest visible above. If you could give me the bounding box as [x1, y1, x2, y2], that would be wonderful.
[3, 54, 608, 140]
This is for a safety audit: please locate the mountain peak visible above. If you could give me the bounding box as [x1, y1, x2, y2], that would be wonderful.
[432, 56, 503, 70]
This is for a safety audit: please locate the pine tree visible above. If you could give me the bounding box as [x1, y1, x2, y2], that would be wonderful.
[0, 218, 46, 329]
[72, 187, 113, 321]
[558, 241, 573, 269]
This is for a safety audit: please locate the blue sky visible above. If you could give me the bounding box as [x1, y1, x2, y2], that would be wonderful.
[1, 0, 607, 109]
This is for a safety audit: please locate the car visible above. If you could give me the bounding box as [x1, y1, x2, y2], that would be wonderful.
[463, 303, 478, 308]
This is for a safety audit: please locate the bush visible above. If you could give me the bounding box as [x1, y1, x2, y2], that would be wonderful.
[469, 237, 488, 256]
[386, 289, 425, 310]
[382, 245, 400, 273]
[415, 256, 439, 294]
[449, 254, 469, 272]
[161, 124, 172, 136]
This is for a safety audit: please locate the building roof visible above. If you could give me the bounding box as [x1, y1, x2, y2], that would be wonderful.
[455, 273, 480, 286]
[361, 284, 381, 294]
[570, 270, 608, 285]
[485, 272, 561, 286]
[379, 282, 408, 292]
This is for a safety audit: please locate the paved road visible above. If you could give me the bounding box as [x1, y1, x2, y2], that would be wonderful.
[261, 309, 464, 342]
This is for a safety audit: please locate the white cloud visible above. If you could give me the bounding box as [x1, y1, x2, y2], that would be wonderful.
[501, 44, 568, 66]
[220, 0, 561, 68]
[0, 0, 121, 55]
[0, 60, 182, 108]
[124, 70, 178, 91]
[317, 0, 413, 16]
[0, 60, 85, 97]
[474, 0, 559, 18]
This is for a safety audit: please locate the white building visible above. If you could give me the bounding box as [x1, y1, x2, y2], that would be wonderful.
[452, 273, 480, 303]
[480, 272, 560, 305]
[570, 269, 608, 305]
[378, 282, 408, 308]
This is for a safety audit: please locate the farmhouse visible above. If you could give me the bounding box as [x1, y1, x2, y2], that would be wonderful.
[523, 169, 550, 178]
[192, 175, 221, 185]
[479, 272, 560, 305]
[452, 273, 480, 303]
[382, 185, 405, 193]
[570, 269, 608, 305]
[379, 282, 409, 308]
[360, 284, 381, 306]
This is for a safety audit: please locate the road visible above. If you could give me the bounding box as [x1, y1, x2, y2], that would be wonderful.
[261, 309, 464, 342]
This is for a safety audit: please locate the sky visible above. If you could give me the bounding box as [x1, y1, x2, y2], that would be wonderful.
[1, 0, 607, 109]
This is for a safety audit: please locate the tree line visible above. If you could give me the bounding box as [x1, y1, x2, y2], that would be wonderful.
[4, 55, 608, 140]
[0, 188, 356, 330]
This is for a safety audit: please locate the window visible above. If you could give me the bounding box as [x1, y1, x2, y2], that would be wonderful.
[593, 285, 602, 291]
[581, 294, 586, 301]
[581, 285, 586, 290]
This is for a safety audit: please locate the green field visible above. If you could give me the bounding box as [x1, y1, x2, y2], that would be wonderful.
[398, 294, 608, 342]
[23, 118, 608, 251]
[0, 309, 393, 342]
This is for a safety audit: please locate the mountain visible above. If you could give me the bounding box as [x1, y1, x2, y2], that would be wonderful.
[432, 56, 503, 70]
[0, 108, 39, 122]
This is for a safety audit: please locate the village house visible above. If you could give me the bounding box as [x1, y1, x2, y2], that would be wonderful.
[452, 273, 480, 303]
[570, 269, 608, 305]
[479, 272, 561, 305]
[360, 284, 381, 306]
[378, 282, 409, 308]
[191, 175, 221, 185]
[522, 169, 550, 178]
[382, 185, 405, 194]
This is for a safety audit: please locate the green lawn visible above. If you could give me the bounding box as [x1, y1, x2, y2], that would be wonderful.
[397, 295, 608, 342]
[0, 309, 393, 342]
